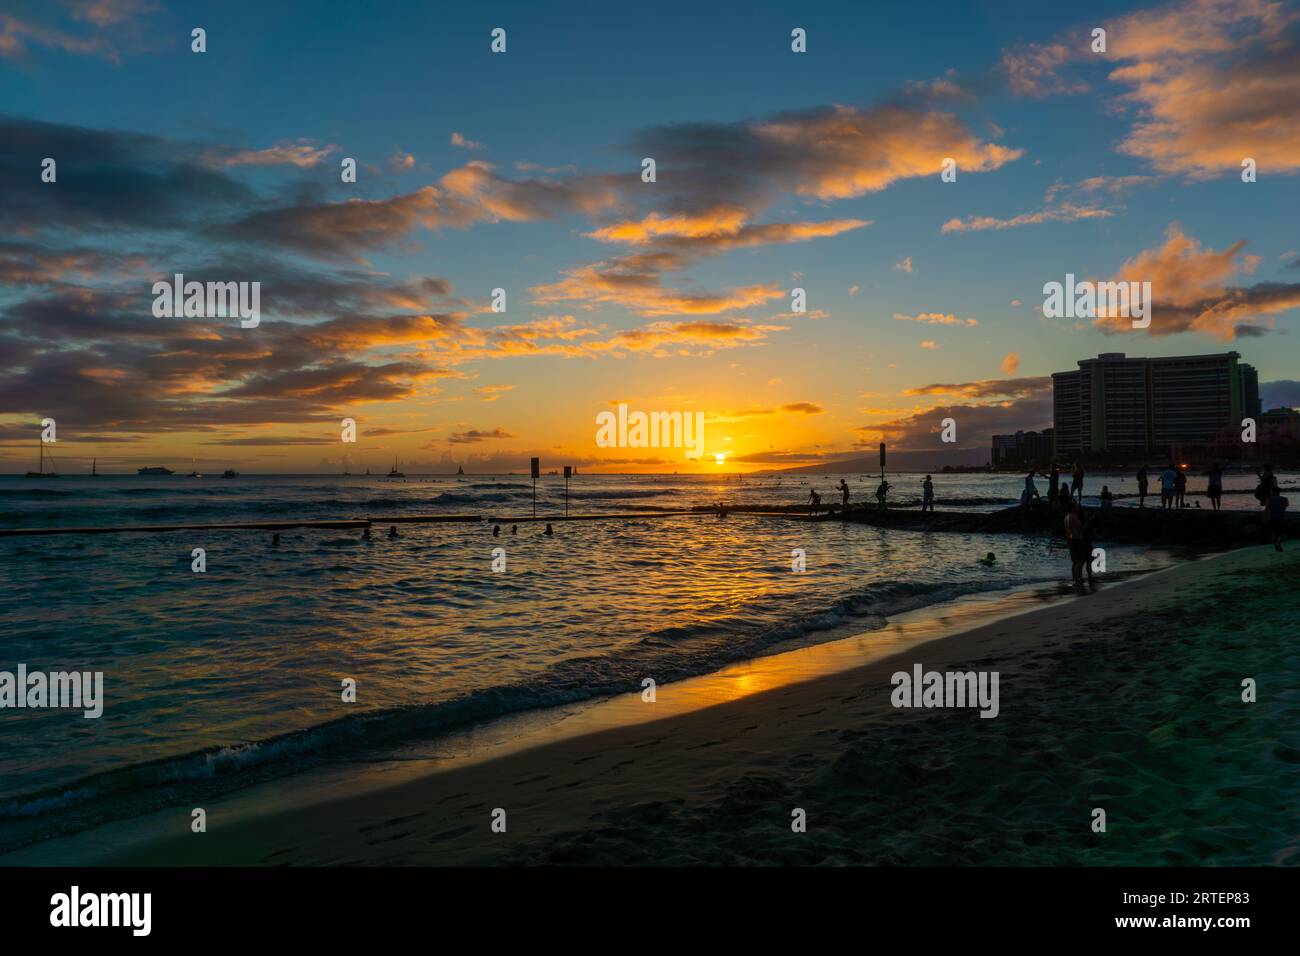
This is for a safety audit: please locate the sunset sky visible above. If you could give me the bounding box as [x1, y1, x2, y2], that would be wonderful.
[2, 0, 1299, 473]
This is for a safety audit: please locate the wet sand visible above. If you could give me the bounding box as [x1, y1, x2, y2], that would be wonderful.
[78, 541, 1300, 865]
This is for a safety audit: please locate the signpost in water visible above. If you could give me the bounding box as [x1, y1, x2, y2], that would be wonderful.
[531, 457, 540, 516]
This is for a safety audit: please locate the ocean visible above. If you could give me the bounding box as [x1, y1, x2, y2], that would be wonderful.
[0, 469, 1284, 850]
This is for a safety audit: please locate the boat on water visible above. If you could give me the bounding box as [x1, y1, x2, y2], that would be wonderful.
[91, 457, 100, 477]
[388, 457, 405, 479]
[137, 466, 174, 476]
[456, 465, 464, 476]
[187, 456, 201, 478]
[221, 469, 239, 479]
[24, 438, 59, 478]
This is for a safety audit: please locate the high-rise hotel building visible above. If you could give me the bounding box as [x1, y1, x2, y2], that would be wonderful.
[1052, 352, 1262, 457]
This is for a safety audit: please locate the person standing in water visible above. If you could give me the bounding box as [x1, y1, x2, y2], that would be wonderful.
[1021, 471, 1040, 508]
[1137, 465, 1149, 509]
[807, 489, 822, 515]
[1255, 463, 1279, 509]
[921, 474, 934, 513]
[1064, 501, 1088, 589]
[837, 478, 850, 513]
[1019, 470, 1040, 509]
[1080, 502, 1098, 585]
[1160, 463, 1178, 510]
[875, 478, 890, 511]
[1205, 462, 1223, 511]
[1047, 463, 1060, 505]
[1266, 486, 1289, 552]
[1071, 462, 1085, 501]
[1175, 466, 1187, 509]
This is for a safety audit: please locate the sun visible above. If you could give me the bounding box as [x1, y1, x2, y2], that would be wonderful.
[714, 452, 726, 465]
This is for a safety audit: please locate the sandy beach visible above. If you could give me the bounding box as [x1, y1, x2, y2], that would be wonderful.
[80, 540, 1296, 867]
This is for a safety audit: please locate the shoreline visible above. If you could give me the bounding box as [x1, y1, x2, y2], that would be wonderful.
[2, 567, 1105, 865]
[12, 541, 1295, 866]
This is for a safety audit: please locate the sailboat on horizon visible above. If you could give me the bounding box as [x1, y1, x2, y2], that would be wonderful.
[187, 456, 202, 478]
[24, 438, 58, 478]
[388, 456, 405, 479]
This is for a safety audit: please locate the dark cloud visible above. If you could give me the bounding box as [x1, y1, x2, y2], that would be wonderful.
[0, 117, 255, 234]
[447, 427, 514, 444]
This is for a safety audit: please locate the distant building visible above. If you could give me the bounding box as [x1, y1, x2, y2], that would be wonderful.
[1241, 364, 1261, 421]
[1052, 352, 1259, 459]
[991, 429, 1053, 468]
[1261, 406, 1300, 427]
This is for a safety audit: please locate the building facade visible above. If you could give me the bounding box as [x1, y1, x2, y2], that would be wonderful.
[1052, 352, 1260, 459]
[991, 429, 1054, 468]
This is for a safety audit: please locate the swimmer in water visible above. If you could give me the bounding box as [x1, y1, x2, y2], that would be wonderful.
[493, 524, 500, 536]
[977, 551, 997, 567]
[544, 524, 554, 536]
[388, 526, 399, 538]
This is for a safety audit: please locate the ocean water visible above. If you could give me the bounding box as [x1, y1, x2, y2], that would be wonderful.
[0, 469, 1280, 848]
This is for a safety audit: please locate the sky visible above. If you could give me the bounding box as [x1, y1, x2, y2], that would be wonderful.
[2, 0, 1299, 473]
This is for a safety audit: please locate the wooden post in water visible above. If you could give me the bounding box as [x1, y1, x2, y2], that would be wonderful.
[563, 465, 572, 517]
[879, 442, 886, 482]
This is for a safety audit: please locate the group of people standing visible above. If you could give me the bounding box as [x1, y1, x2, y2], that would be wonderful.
[808, 476, 903, 514]
[1134, 462, 1222, 510]
[1020, 461, 1088, 509]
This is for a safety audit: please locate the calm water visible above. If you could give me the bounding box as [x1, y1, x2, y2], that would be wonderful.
[0, 469, 1282, 846]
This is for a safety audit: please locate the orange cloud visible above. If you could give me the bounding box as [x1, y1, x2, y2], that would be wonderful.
[1095, 224, 1300, 339]
[531, 253, 785, 317]
[905, 377, 1051, 400]
[440, 161, 619, 221]
[999, 0, 1300, 178]
[754, 104, 1023, 199]
[1108, 0, 1300, 176]
[586, 206, 870, 251]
